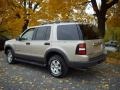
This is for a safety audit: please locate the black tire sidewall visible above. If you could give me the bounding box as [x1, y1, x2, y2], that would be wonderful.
[48, 55, 68, 77]
[6, 49, 15, 64]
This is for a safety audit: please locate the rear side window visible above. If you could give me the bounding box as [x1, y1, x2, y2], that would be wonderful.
[34, 26, 51, 40]
[79, 24, 101, 40]
[57, 25, 80, 40]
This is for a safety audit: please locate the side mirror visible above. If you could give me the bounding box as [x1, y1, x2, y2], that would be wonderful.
[16, 36, 28, 41]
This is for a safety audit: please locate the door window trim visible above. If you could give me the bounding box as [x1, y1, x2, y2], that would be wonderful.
[20, 28, 36, 41]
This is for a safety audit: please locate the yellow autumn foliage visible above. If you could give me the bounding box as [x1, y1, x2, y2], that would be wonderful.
[6, 18, 24, 38]
[1, 0, 119, 39]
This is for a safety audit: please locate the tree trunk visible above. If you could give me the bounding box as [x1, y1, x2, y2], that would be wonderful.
[97, 13, 106, 38]
[22, 19, 29, 32]
[91, 0, 119, 38]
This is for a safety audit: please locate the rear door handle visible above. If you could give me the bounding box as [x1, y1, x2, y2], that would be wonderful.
[44, 42, 50, 45]
[26, 42, 30, 45]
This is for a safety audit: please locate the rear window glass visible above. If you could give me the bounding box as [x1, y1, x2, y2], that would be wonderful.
[57, 25, 80, 40]
[79, 24, 101, 40]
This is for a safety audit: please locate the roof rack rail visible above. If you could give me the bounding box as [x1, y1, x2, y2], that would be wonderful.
[40, 20, 79, 25]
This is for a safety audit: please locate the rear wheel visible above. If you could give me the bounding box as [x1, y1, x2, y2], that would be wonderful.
[6, 49, 15, 64]
[48, 55, 68, 77]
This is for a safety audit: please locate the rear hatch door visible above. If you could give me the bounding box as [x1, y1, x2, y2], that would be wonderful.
[79, 24, 104, 58]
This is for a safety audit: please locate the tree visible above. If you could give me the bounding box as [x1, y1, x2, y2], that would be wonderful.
[91, 0, 119, 37]
[0, 0, 8, 24]
[0, 0, 119, 38]
[107, 2, 120, 27]
[104, 2, 120, 43]
[16, 0, 43, 32]
[37, 0, 119, 37]
[37, 0, 89, 22]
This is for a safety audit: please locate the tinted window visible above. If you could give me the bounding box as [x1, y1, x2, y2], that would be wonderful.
[79, 24, 101, 40]
[46, 27, 51, 40]
[34, 26, 51, 40]
[21, 28, 34, 40]
[57, 25, 80, 40]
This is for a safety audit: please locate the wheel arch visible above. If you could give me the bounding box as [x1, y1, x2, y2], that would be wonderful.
[45, 49, 69, 66]
[4, 45, 14, 55]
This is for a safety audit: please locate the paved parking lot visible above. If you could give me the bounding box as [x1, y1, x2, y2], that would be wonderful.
[0, 51, 120, 90]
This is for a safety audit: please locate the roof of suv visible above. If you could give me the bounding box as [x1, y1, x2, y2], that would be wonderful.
[28, 22, 92, 29]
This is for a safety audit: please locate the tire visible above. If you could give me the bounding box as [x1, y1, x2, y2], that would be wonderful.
[48, 55, 68, 77]
[6, 49, 15, 64]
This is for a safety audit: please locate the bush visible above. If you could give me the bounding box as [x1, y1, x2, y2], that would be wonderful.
[107, 52, 120, 60]
[104, 27, 120, 45]
[0, 36, 9, 50]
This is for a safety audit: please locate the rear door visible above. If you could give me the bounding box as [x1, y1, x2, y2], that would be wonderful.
[55, 24, 82, 60]
[31, 26, 51, 58]
[79, 24, 104, 58]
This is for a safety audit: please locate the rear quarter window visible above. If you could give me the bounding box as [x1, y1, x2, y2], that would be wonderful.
[57, 25, 80, 40]
[79, 24, 101, 40]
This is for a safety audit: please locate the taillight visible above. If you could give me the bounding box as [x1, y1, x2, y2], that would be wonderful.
[76, 43, 86, 55]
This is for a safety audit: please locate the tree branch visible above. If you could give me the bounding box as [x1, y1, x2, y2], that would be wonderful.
[28, 0, 32, 9]
[107, 0, 119, 9]
[80, 1, 90, 5]
[33, 3, 39, 12]
[91, 0, 99, 16]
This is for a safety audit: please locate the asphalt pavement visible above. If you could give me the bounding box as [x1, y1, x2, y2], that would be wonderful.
[0, 51, 120, 90]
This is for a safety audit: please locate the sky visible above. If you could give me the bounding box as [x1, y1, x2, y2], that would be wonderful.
[85, 0, 101, 15]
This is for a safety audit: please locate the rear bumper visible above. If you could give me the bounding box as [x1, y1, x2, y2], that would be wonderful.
[68, 54, 106, 69]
